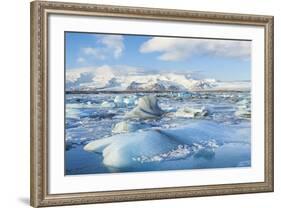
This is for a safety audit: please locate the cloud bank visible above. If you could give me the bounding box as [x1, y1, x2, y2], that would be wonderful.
[140, 37, 251, 61]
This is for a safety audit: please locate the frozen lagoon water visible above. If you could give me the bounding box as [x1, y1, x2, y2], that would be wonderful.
[65, 91, 251, 175]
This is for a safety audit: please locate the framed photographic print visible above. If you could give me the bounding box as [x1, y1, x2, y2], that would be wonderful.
[30, 1, 274, 207]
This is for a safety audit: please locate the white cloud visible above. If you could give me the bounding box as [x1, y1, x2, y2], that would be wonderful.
[98, 35, 124, 58]
[140, 37, 251, 61]
[77, 57, 86, 63]
[82, 35, 124, 60]
[83, 47, 106, 60]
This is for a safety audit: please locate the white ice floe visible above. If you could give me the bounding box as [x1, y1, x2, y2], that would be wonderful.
[235, 99, 251, 119]
[133, 144, 192, 163]
[65, 108, 80, 119]
[163, 106, 177, 113]
[176, 92, 192, 98]
[236, 99, 249, 106]
[133, 140, 219, 163]
[173, 106, 209, 118]
[112, 121, 149, 133]
[66, 103, 97, 109]
[113, 95, 138, 108]
[84, 121, 250, 169]
[123, 95, 138, 106]
[101, 101, 116, 108]
[114, 95, 128, 107]
[125, 96, 165, 119]
[235, 109, 251, 119]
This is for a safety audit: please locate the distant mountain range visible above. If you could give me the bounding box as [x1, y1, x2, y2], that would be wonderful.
[66, 66, 250, 92]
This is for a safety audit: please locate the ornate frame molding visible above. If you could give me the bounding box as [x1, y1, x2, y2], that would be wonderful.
[30, 1, 274, 207]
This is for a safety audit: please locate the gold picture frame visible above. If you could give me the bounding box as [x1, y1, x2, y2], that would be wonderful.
[30, 1, 274, 207]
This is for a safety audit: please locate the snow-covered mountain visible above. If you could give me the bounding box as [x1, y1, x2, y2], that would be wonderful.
[66, 66, 250, 91]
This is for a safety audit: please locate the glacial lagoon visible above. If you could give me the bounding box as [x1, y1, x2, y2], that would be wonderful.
[65, 91, 251, 175]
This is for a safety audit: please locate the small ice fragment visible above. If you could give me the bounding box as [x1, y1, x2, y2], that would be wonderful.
[101, 101, 116, 108]
[114, 95, 125, 107]
[174, 106, 209, 118]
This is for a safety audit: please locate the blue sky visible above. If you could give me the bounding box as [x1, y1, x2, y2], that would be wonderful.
[65, 32, 251, 81]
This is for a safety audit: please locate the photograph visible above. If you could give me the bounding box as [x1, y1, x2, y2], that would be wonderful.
[30, 1, 273, 206]
[65, 32, 252, 175]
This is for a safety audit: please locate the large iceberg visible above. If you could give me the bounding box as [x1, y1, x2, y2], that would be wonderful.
[84, 121, 250, 169]
[125, 96, 165, 119]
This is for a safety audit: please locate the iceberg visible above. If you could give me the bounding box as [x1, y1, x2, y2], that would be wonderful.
[112, 121, 150, 133]
[235, 99, 251, 119]
[101, 101, 116, 108]
[176, 92, 192, 99]
[125, 96, 165, 119]
[173, 106, 209, 118]
[84, 121, 250, 169]
[236, 99, 249, 106]
[65, 108, 81, 119]
[123, 95, 138, 106]
[235, 108, 251, 119]
[114, 95, 126, 107]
